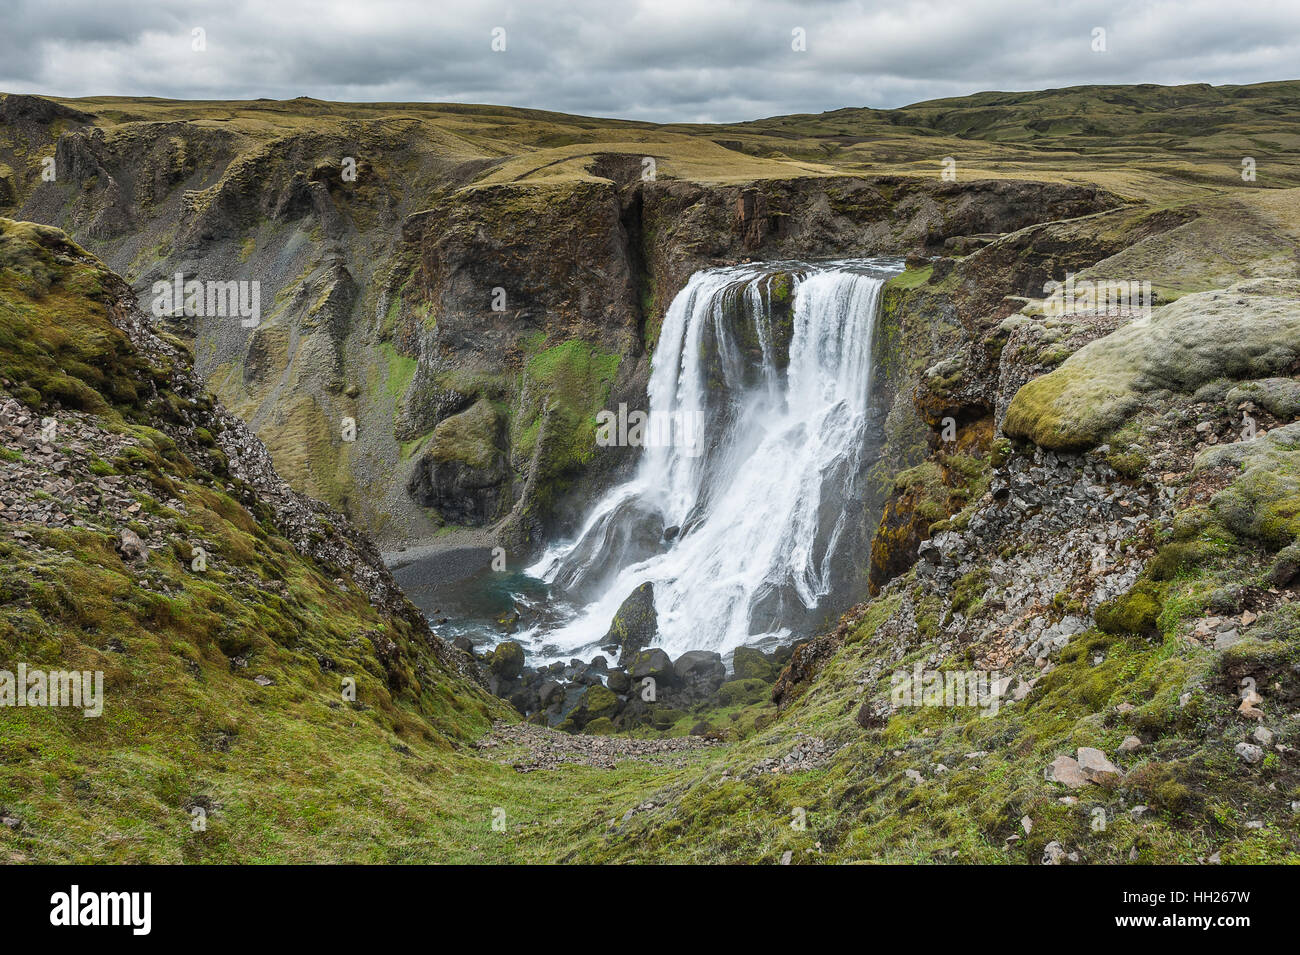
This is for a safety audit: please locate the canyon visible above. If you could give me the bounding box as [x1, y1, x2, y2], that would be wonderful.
[1, 81, 1299, 862]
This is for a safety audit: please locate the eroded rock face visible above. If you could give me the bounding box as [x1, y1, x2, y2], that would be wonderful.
[1, 95, 1123, 554]
[406, 399, 509, 525]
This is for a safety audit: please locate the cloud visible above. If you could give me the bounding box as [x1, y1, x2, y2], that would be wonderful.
[1, 0, 1297, 122]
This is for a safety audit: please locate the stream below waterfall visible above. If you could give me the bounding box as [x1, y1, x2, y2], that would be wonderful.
[394, 257, 903, 665]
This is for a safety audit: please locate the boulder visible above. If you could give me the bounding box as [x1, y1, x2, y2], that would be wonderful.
[732, 646, 776, 682]
[601, 582, 657, 664]
[606, 669, 631, 695]
[626, 648, 673, 685]
[1235, 742, 1264, 764]
[537, 679, 564, 708]
[1271, 543, 1300, 589]
[673, 650, 726, 688]
[484, 640, 525, 681]
[117, 527, 148, 562]
[856, 696, 892, 729]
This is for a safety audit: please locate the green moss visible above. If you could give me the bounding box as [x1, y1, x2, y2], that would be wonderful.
[1095, 581, 1165, 636]
[511, 339, 621, 510]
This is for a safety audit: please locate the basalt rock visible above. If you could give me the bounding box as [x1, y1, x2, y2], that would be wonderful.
[601, 582, 657, 664]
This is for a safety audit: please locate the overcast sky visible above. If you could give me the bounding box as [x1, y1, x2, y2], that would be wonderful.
[2, 0, 1298, 123]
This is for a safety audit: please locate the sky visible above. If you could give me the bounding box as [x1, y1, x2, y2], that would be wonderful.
[2, 0, 1298, 123]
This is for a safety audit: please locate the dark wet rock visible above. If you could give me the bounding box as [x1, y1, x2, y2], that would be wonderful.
[607, 669, 631, 694]
[537, 679, 564, 708]
[626, 647, 674, 685]
[674, 649, 725, 684]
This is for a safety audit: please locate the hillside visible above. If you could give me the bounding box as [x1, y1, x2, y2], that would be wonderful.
[1, 81, 1296, 558]
[1, 81, 1298, 864]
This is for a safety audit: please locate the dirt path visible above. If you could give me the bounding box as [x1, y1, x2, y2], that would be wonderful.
[472, 721, 720, 772]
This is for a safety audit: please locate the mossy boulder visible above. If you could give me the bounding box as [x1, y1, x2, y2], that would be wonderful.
[718, 677, 769, 706]
[1226, 377, 1300, 420]
[1094, 581, 1164, 637]
[732, 646, 776, 682]
[1195, 421, 1300, 550]
[601, 582, 657, 664]
[583, 716, 616, 735]
[1005, 280, 1300, 450]
[563, 684, 620, 731]
[485, 640, 525, 681]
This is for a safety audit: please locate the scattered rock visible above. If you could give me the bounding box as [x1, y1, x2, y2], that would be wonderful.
[1045, 755, 1087, 789]
[1117, 735, 1143, 755]
[1234, 742, 1264, 764]
[1077, 747, 1122, 783]
[116, 527, 148, 562]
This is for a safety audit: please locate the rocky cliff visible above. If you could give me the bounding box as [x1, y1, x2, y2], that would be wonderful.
[0, 92, 1121, 563]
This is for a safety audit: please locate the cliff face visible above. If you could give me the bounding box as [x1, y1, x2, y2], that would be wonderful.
[0, 93, 1122, 557]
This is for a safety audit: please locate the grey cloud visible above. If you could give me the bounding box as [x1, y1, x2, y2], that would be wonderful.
[0, 0, 1296, 121]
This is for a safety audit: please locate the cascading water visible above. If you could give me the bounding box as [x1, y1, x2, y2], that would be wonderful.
[518, 258, 900, 661]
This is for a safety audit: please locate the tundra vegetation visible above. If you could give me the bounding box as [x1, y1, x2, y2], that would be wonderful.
[1, 81, 1298, 862]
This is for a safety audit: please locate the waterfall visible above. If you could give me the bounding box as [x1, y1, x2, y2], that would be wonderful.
[523, 259, 897, 661]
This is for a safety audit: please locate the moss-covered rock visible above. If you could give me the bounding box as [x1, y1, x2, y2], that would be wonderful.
[407, 398, 508, 525]
[485, 640, 525, 681]
[1006, 280, 1300, 450]
[1095, 581, 1164, 637]
[601, 581, 657, 664]
[1196, 421, 1300, 550]
[732, 646, 776, 682]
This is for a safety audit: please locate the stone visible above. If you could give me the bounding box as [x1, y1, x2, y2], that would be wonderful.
[1214, 628, 1244, 650]
[856, 696, 892, 730]
[606, 669, 630, 695]
[1045, 755, 1087, 788]
[117, 527, 148, 562]
[1118, 735, 1143, 755]
[673, 650, 725, 686]
[601, 583, 657, 665]
[1234, 742, 1264, 764]
[485, 640, 525, 681]
[1076, 747, 1121, 782]
[1252, 726, 1275, 747]
[626, 648, 674, 685]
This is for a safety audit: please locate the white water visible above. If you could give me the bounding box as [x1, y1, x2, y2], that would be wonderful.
[522, 260, 895, 661]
